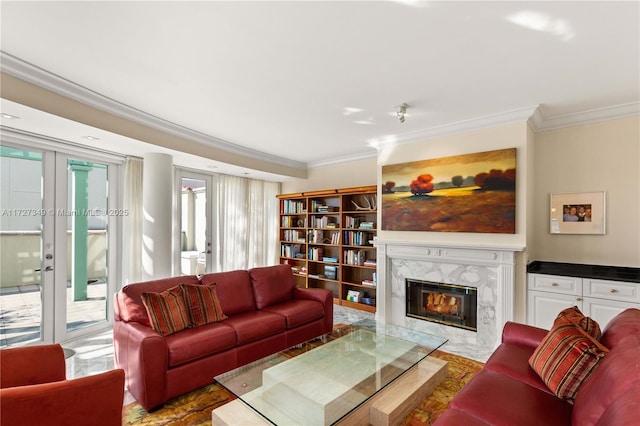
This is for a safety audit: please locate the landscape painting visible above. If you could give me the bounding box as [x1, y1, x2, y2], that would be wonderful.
[381, 148, 516, 233]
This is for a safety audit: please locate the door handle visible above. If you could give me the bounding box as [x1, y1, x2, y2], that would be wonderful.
[35, 266, 54, 272]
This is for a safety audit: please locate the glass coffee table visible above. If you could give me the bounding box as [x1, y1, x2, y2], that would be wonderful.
[212, 319, 448, 426]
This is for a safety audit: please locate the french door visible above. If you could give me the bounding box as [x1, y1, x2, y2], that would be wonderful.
[177, 170, 214, 275]
[0, 135, 121, 347]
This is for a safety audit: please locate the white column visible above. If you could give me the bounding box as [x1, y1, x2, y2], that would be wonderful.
[142, 153, 173, 280]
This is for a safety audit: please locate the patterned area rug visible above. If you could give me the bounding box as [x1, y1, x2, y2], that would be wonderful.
[122, 330, 483, 425]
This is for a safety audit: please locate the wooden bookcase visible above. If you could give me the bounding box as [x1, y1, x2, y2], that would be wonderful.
[277, 186, 378, 313]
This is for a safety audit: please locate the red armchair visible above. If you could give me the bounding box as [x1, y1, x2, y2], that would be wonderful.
[0, 344, 125, 426]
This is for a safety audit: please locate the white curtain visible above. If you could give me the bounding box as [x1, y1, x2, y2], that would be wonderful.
[213, 174, 280, 271]
[122, 156, 143, 284]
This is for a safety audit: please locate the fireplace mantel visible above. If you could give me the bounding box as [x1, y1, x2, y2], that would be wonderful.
[374, 239, 525, 360]
[374, 239, 524, 265]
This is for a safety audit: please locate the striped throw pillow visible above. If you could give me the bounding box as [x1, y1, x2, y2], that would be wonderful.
[181, 284, 228, 327]
[529, 320, 608, 403]
[555, 306, 602, 340]
[141, 285, 191, 336]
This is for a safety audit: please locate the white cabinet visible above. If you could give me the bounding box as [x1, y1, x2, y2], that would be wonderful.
[527, 273, 640, 330]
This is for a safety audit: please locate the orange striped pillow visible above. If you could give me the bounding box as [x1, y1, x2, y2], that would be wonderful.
[555, 306, 602, 340]
[140, 285, 191, 336]
[181, 284, 228, 327]
[529, 320, 608, 403]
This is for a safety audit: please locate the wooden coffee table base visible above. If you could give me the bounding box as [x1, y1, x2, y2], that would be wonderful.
[212, 356, 448, 426]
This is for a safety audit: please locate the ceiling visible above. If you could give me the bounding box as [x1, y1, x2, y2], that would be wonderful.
[1, 1, 639, 181]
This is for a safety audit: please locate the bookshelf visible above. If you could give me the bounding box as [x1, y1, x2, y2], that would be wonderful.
[277, 186, 378, 313]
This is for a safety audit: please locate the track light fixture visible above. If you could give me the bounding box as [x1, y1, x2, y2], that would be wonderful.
[395, 103, 408, 123]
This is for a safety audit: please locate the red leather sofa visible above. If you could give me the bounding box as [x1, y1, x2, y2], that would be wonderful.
[434, 308, 640, 425]
[0, 344, 125, 426]
[113, 264, 333, 411]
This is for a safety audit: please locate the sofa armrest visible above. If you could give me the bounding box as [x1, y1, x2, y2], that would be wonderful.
[113, 320, 169, 411]
[0, 344, 66, 388]
[501, 321, 548, 349]
[293, 287, 334, 333]
[0, 369, 124, 426]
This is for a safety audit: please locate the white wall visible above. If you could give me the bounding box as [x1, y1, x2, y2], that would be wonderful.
[531, 116, 640, 266]
[281, 157, 377, 194]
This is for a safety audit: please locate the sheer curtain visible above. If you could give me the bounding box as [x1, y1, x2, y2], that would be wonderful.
[122, 156, 143, 284]
[213, 174, 280, 271]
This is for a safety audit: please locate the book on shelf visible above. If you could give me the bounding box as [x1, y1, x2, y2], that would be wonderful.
[322, 256, 338, 263]
[362, 279, 375, 286]
[363, 259, 377, 267]
[308, 247, 324, 261]
[343, 230, 373, 246]
[324, 265, 337, 279]
[308, 229, 324, 243]
[281, 199, 306, 214]
[281, 244, 303, 258]
[359, 221, 375, 229]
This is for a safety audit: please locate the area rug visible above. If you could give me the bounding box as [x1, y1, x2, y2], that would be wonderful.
[122, 331, 483, 425]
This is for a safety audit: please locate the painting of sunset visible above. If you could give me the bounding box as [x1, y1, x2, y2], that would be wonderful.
[381, 148, 516, 233]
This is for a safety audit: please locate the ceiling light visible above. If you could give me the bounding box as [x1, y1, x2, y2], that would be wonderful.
[82, 135, 100, 141]
[395, 103, 409, 123]
[1, 113, 20, 119]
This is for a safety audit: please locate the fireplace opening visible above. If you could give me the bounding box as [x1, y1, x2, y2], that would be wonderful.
[406, 278, 477, 331]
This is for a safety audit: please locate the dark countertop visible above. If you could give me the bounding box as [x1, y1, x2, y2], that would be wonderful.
[527, 261, 640, 283]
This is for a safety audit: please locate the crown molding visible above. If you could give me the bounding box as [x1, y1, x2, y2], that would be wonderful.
[529, 102, 640, 131]
[0, 51, 306, 172]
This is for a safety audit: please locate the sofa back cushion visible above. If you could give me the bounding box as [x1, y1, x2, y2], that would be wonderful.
[249, 264, 296, 309]
[600, 308, 640, 348]
[200, 270, 256, 316]
[116, 276, 200, 326]
[572, 333, 640, 425]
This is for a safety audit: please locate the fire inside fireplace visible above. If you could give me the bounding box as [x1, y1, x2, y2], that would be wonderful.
[406, 278, 478, 331]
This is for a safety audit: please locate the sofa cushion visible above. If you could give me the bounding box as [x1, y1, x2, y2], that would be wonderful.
[572, 334, 640, 425]
[117, 275, 200, 326]
[448, 370, 572, 426]
[484, 343, 552, 394]
[180, 284, 228, 327]
[223, 311, 286, 345]
[556, 305, 602, 340]
[262, 299, 325, 329]
[201, 270, 256, 316]
[140, 285, 191, 336]
[529, 320, 608, 403]
[165, 322, 237, 367]
[600, 308, 640, 348]
[249, 264, 296, 309]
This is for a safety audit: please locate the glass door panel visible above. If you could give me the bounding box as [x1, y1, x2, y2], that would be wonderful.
[180, 174, 211, 275]
[64, 158, 109, 334]
[0, 146, 47, 347]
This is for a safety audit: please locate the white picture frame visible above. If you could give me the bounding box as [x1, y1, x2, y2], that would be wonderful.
[549, 191, 605, 235]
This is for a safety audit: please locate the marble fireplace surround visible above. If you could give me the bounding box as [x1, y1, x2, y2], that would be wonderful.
[374, 240, 524, 361]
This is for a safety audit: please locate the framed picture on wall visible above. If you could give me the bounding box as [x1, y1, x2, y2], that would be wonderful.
[549, 191, 605, 234]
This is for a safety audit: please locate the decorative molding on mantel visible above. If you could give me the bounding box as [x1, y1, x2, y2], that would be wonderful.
[373, 239, 525, 266]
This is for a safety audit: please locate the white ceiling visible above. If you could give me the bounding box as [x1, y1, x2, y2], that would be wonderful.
[1, 1, 639, 181]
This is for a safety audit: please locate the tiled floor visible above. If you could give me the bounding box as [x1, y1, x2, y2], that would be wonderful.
[0, 281, 108, 347]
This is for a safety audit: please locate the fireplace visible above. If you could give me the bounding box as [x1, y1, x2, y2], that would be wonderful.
[373, 240, 522, 361]
[406, 279, 478, 331]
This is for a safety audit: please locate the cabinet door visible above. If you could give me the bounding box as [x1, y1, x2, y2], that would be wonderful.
[527, 291, 582, 330]
[583, 298, 639, 330]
